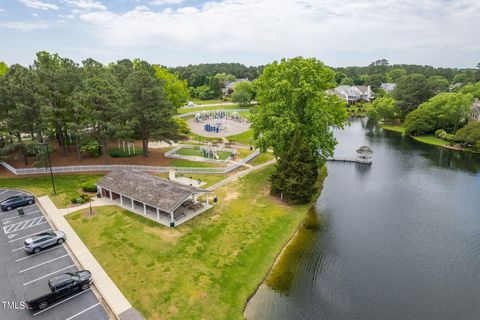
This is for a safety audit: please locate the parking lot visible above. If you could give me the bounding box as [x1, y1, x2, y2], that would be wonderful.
[0, 189, 110, 320]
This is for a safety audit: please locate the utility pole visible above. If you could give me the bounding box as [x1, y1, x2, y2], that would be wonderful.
[45, 143, 56, 195]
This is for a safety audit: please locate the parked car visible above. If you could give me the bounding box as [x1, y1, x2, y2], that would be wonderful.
[24, 231, 66, 254]
[25, 270, 92, 310]
[0, 195, 35, 211]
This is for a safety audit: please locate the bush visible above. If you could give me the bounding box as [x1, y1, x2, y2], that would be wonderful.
[81, 140, 101, 157]
[108, 147, 142, 158]
[71, 194, 91, 204]
[435, 129, 447, 139]
[81, 182, 97, 193]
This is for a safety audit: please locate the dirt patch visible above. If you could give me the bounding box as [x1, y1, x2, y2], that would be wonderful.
[81, 208, 99, 218]
[224, 190, 240, 201]
[143, 226, 182, 243]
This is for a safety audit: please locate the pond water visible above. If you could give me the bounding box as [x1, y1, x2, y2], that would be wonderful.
[245, 118, 480, 320]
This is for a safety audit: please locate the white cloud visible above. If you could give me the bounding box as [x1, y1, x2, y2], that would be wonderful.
[1, 21, 52, 31]
[77, 0, 480, 66]
[149, 0, 184, 5]
[18, 0, 59, 10]
[64, 0, 107, 11]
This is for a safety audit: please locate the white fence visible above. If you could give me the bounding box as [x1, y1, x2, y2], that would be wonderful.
[0, 149, 261, 176]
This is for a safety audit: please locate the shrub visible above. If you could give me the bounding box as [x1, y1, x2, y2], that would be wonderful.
[81, 182, 97, 193]
[435, 129, 447, 139]
[81, 140, 101, 157]
[108, 147, 142, 158]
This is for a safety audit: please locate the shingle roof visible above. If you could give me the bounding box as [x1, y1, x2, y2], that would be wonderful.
[96, 170, 208, 213]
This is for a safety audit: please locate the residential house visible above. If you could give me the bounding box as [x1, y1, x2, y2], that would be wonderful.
[223, 78, 251, 96]
[331, 85, 374, 104]
[381, 83, 396, 93]
[471, 99, 480, 122]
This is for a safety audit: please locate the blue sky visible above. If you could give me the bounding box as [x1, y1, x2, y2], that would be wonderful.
[0, 0, 479, 68]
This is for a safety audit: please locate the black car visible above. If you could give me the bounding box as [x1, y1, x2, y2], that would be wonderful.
[0, 195, 35, 211]
[25, 270, 92, 310]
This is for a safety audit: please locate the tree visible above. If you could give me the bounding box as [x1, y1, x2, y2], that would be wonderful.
[404, 92, 473, 135]
[231, 81, 254, 107]
[427, 75, 449, 94]
[393, 73, 433, 115]
[340, 77, 354, 85]
[366, 73, 386, 92]
[0, 62, 8, 77]
[367, 97, 400, 123]
[153, 65, 189, 108]
[208, 76, 223, 98]
[455, 122, 480, 151]
[76, 70, 122, 164]
[252, 57, 347, 203]
[125, 69, 177, 157]
[270, 132, 319, 204]
[386, 68, 406, 82]
[460, 82, 480, 99]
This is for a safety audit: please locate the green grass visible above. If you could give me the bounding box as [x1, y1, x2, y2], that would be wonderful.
[178, 104, 248, 114]
[0, 174, 103, 208]
[169, 159, 224, 168]
[249, 152, 275, 166]
[190, 99, 229, 105]
[226, 129, 254, 145]
[66, 165, 321, 319]
[412, 135, 447, 146]
[380, 124, 406, 133]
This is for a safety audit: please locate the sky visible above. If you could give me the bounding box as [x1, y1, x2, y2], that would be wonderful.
[0, 0, 479, 68]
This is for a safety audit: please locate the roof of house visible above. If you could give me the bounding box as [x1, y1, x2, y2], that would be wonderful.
[381, 83, 396, 91]
[96, 170, 208, 213]
[334, 85, 362, 98]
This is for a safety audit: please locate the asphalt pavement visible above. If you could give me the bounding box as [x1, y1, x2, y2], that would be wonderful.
[0, 189, 110, 320]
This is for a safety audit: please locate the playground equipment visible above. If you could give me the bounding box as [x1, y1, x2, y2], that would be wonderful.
[118, 140, 136, 155]
[195, 110, 249, 134]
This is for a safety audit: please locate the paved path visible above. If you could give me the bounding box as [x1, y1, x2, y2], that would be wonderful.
[37, 197, 143, 320]
[206, 159, 276, 191]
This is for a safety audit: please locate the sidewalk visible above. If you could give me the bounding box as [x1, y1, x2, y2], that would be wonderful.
[37, 196, 143, 320]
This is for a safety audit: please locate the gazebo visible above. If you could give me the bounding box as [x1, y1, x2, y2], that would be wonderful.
[96, 170, 211, 227]
[356, 146, 373, 163]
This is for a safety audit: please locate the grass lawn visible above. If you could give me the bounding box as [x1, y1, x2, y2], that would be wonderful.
[0, 174, 103, 208]
[168, 159, 224, 168]
[226, 129, 254, 145]
[380, 124, 406, 133]
[190, 99, 229, 105]
[412, 135, 447, 147]
[249, 152, 275, 166]
[66, 165, 323, 320]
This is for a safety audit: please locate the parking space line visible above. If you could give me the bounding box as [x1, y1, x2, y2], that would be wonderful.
[32, 289, 91, 317]
[0, 192, 23, 202]
[4, 218, 47, 235]
[8, 229, 51, 243]
[19, 254, 69, 273]
[65, 302, 100, 320]
[12, 246, 24, 252]
[1, 210, 40, 222]
[15, 245, 63, 262]
[23, 264, 76, 286]
[0, 190, 8, 195]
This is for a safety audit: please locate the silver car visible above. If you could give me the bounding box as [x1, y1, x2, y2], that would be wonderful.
[24, 231, 66, 254]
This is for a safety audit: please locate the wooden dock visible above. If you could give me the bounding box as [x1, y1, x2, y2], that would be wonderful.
[326, 157, 372, 164]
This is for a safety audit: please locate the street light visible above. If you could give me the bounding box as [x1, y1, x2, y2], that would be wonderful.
[44, 143, 56, 195]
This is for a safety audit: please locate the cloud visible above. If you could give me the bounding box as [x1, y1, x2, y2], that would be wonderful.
[75, 0, 480, 66]
[64, 0, 107, 11]
[1, 21, 52, 31]
[18, 0, 59, 10]
[149, 0, 184, 5]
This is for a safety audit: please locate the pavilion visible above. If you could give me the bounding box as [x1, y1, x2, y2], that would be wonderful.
[96, 170, 211, 227]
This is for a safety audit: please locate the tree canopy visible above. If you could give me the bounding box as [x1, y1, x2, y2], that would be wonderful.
[231, 81, 255, 107]
[252, 57, 347, 203]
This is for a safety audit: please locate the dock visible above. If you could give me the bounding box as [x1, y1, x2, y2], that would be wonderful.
[326, 157, 372, 164]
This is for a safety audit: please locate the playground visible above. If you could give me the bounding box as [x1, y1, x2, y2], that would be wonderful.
[165, 144, 238, 163]
[187, 110, 251, 138]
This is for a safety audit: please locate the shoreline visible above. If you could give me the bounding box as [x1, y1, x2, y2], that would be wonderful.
[243, 166, 328, 319]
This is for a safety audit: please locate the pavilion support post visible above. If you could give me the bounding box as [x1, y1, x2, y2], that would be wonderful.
[131, 199, 134, 210]
[156, 208, 160, 220]
[143, 203, 147, 215]
[109, 190, 113, 201]
[120, 195, 123, 206]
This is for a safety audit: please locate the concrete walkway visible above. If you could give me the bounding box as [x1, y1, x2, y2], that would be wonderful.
[37, 196, 143, 320]
[207, 159, 276, 191]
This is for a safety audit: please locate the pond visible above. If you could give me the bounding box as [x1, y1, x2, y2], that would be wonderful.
[245, 118, 480, 320]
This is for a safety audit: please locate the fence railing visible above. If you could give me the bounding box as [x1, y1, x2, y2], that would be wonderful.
[0, 150, 261, 177]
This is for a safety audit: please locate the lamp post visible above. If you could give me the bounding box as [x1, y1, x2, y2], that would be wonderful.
[44, 143, 56, 195]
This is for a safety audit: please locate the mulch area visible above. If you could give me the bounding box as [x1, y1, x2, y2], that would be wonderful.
[5, 141, 176, 169]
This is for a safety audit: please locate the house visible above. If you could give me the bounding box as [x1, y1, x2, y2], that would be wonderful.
[471, 99, 480, 122]
[331, 85, 374, 104]
[381, 83, 396, 93]
[223, 78, 251, 96]
[96, 170, 211, 227]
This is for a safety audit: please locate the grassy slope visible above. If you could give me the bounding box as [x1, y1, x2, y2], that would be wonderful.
[380, 124, 447, 147]
[380, 124, 406, 133]
[0, 174, 103, 207]
[226, 129, 254, 145]
[249, 152, 275, 166]
[190, 99, 229, 105]
[66, 166, 317, 320]
[178, 104, 244, 114]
